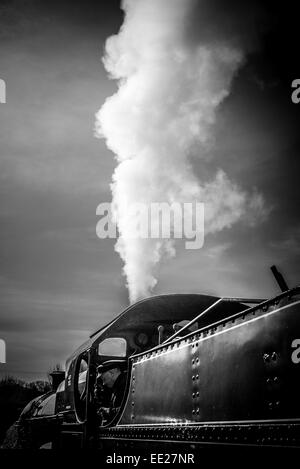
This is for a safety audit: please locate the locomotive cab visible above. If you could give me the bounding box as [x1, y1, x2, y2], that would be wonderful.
[58, 294, 248, 439]
[14, 288, 300, 449]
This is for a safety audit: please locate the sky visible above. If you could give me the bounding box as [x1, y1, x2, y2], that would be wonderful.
[0, 0, 299, 381]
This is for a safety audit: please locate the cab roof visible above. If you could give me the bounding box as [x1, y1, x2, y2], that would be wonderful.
[67, 294, 247, 364]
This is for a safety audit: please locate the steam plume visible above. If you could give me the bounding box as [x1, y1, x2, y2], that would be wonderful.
[96, 0, 266, 303]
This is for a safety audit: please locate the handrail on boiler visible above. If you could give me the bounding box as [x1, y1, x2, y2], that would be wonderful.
[162, 297, 265, 345]
[162, 298, 223, 345]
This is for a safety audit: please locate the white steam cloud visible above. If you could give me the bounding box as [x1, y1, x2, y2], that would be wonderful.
[96, 0, 266, 303]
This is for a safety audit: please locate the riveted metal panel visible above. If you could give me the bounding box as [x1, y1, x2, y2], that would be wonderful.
[119, 298, 300, 426]
[126, 343, 194, 424]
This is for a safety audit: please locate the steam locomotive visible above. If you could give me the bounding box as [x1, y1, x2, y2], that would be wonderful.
[10, 267, 300, 450]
